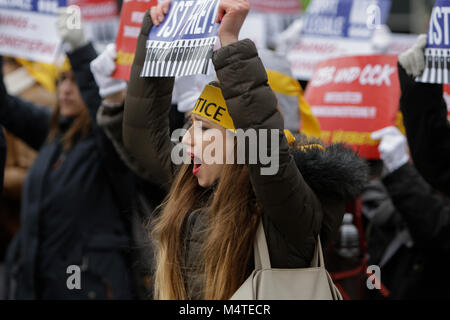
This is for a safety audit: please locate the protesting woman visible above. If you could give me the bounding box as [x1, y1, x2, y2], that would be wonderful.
[1, 11, 134, 299]
[123, 0, 367, 300]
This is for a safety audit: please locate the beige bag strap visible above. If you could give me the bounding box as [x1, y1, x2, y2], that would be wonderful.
[310, 234, 325, 268]
[255, 222, 324, 269]
[255, 222, 271, 269]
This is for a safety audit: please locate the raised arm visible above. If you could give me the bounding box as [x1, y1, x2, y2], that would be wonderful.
[383, 163, 450, 252]
[372, 125, 450, 252]
[398, 35, 450, 195]
[212, 0, 322, 250]
[213, 40, 322, 251]
[123, 11, 176, 191]
[0, 57, 52, 151]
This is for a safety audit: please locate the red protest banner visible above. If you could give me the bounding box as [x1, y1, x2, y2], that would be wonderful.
[304, 55, 401, 159]
[443, 85, 450, 120]
[68, 0, 118, 20]
[113, 0, 158, 81]
[249, 0, 301, 14]
[68, 0, 120, 47]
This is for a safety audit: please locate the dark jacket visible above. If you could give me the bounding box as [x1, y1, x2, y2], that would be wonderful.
[97, 103, 166, 299]
[1, 45, 135, 300]
[0, 125, 5, 194]
[122, 13, 367, 299]
[398, 63, 450, 196]
[364, 163, 450, 299]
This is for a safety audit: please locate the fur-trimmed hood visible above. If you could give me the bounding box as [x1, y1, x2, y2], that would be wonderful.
[290, 142, 369, 202]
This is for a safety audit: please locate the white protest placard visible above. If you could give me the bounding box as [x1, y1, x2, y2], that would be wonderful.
[387, 33, 418, 56]
[68, 0, 120, 50]
[417, 0, 450, 84]
[287, 0, 392, 80]
[0, 0, 66, 63]
[141, 0, 220, 77]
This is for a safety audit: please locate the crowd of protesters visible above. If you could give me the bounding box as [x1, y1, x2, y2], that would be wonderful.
[0, 0, 449, 300]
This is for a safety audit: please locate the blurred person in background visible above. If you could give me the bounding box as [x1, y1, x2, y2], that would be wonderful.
[362, 126, 450, 299]
[90, 43, 167, 299]
[0, 58, 58, 268]
[0, 127, 5, 195]
[397, 35, 450, 196]
[1, 9, 135, 299]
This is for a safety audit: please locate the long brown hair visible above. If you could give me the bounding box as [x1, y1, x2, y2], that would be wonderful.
[47, 100, 91, 150]
[152, 159, 261, 299]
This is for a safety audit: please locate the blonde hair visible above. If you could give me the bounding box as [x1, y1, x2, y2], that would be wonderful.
[152, 158, 261, 299]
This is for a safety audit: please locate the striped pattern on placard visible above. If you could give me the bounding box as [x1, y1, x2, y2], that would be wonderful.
[141, 37, 217, 77]
[417, 48, 450, 84]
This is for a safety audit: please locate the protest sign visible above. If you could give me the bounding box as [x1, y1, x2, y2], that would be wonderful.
[443, 85, 450, 119]
[287, 0, 391, 80]
[417, 0, 450, 84]
[245, 0, 302, 49]
[113, 0, 157, 80]
[249, 0, 301, 15]
[68, 0, 119, 49]
[141, 0, 220, 78]
[304, 55, 400, 159]
[0, 0, 66, 63]
[387, 33, 418, 56]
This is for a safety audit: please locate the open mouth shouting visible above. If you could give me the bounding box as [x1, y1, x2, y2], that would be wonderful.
[188, 151, 203, 175]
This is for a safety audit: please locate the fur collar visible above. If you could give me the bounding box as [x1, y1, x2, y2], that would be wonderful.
[290, 143, 369, 201]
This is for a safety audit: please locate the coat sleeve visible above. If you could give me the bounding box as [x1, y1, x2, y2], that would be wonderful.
[0, 57, 52, 151]
[212, 40, 322, 251]
[398, 63, 450, 196]
[67, 43, 102, 129]
[68, 44, 131, 172]
[97, 104, 161, 182]
[123, 12, 176, 192]
[382, 163, 450, 252]
[68, 44, 135, 210]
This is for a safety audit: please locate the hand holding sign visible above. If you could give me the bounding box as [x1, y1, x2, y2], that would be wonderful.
[150, 0, 172, 26]
[216, 0, 250, 46]
[398, 34, 427, 78]
[57, 6, 89, 53]
[90, 43, 127, 99]
[416, 0, 450, 84]
[149, 0, 250, 46]
[142, 0, 223, 77]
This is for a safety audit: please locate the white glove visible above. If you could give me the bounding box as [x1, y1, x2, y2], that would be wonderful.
[371, 25, 391, 54]
[371, 126, 410, 173]
[90, 43, 127, 99]
[275, 18, 303, 53]
[57, 6, 88, 52]
[398, 34, 427, 78]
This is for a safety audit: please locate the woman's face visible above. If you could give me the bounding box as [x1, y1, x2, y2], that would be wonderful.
[182, 114, 233, 188]
[58, 71, 86, 117]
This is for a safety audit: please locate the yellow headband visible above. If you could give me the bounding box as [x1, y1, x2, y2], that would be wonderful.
[191, 84, 296, 143]
[14, 57, 71, 93]
[191, 84, 235, 131]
